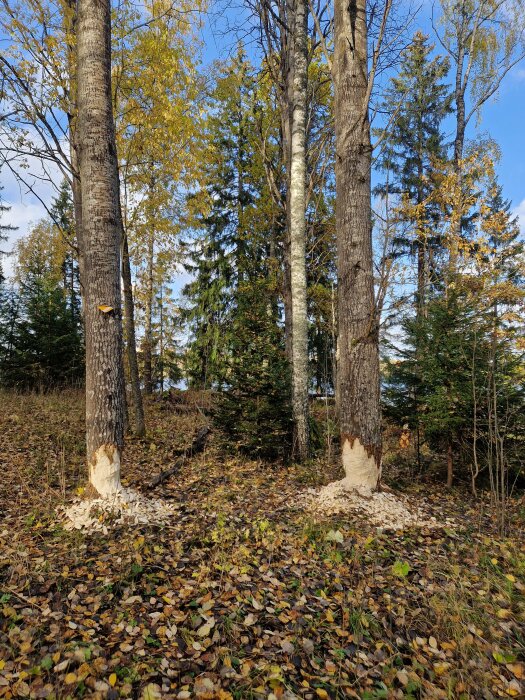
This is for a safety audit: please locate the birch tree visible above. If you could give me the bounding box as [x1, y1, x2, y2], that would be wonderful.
[289, 0, 310, 459]
[434, 0, 525, 259]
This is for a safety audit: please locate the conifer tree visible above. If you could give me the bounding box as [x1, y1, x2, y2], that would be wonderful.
[376, 32, 451, 316]
[183, 48, 259, 388]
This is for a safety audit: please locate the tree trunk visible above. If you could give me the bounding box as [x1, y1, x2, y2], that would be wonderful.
[289, 0, 309, 460]
[64, 0, 85, 307]
[143, 231, 154, 394]
[333, 0, 381, 490]
[447, 440, 453, 488]
[450, 52, 466, 273]
[77, 0, 125, 496]
[121, 228, 146, 436]
[280, 23, 294, 365]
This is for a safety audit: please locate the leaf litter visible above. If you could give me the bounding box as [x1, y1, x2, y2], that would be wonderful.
[1, 389, 525, 700]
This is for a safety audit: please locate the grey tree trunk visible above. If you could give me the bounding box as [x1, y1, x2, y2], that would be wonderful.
[64, 0, 84, 305]
[143, 230, 154, 395]
[121, 228, 146, 436]
[77, 0, 125, 496]
[289, 0, 309, 460]
[279, 12, 294, 365]
[333, 0, 381, 489]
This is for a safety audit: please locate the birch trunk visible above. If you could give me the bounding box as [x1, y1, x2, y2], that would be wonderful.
[143, 231, 154, 394]
[289, 0, 309, 460]
[333, 0, 381, 490]
[121, 228, 146, 436]
[77, 0, 125, 496]
[64, 0, 85, 306]
[280, 19, 294, 365]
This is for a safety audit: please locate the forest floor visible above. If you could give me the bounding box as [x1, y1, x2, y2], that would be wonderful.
[1, 390, 525, 700]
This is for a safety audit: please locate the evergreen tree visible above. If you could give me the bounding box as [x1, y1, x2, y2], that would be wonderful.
[0, 191, 84, 389]
[183, 47, 265, 388]
[384, 170, 524, 488]
[213, 277, 292, 460]
[375, 32, 451, 314]
[183, 48, 293, 457]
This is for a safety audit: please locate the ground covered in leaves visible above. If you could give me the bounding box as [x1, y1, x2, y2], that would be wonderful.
[1, 390, 525, 699]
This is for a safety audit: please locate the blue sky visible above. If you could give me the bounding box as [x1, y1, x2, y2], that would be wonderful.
[1, 2, 525, 280]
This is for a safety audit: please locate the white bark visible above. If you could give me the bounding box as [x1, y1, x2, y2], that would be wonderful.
[289, 0, 309, 460]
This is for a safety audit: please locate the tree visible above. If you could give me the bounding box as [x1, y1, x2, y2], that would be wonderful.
[76, 0, 125, 497]
[288, 0, 310, 460]
[435, 0, 525, 262]
[0, 210, 83, 389]
[213, 277, 293, 460]
[113, 0, 202, 403]
[0, 182, 16, 284]
[332, 0, 391, 489]
[375, 32, 451, 317]
[384, 153, 524, 495]
[183, 49, 261, 389]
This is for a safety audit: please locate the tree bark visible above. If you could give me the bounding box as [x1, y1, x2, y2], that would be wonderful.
[77, 0, 125, 496]
[447, 440, 453, 488]
[121, 228, 146, 436]
[143, 230, 154, 394]
[289, 0, 309, 460]
[333, 0, 381, 490]
[279, 11, 294, 365]
[64, 0, 85, 307]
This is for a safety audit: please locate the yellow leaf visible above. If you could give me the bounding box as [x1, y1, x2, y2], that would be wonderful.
[316, 690, 329, 699]
[0, 660, 4, 671]
[497, 608, 511, 619]
[65, 673, 77, 684]
[507, 663, 525, 679]
[109, 673, 117, 687]
[433, 662, 451, 676]
[98, 305, 114, 313]
[505, 574, 516, 583]
[325, 609, 334, 623]
[142, 684, 162, 700]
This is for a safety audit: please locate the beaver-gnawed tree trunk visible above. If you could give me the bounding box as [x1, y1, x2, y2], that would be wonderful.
[77, 0, 125, 496]
[333, 0, 381, 490]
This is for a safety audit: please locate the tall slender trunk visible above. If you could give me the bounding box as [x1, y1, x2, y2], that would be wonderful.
[333, 0, 381, 490]
[159, 284, 164, 393]
[64, 0, 84, 307]
[446, 440, 453, 488]
[280, 22, 294, 364]
[450, 51, 466, 272]
[77, 0, 125, 496]
[143, 231, 154, 394]
[289, 0, 309, 460]
[415, 158, 426, 320]
[121, 228, 146, 436]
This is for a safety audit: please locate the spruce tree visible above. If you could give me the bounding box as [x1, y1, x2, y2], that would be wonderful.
[376, 32, 451, 315]
[183, 47, 260, 388]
